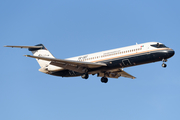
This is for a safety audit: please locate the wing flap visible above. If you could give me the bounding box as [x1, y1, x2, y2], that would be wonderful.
[98, 68, 136, 79]
[119, 70, 136, 79]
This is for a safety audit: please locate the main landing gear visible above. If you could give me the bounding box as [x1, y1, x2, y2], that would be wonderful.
[162, 59, 167, 68]
[101, 77, 108, 83]
[81, 73, 108, 83]
[81, 73, 89, 79]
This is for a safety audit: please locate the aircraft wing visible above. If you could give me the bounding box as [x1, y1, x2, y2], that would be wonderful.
[100, 68, 136, 79]
[120, 70, 136, 79]
[25, 55, 107, 69]
[25, 55, 135, 79]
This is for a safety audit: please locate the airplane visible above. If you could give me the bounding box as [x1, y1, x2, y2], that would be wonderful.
[4, 42, 175, 83]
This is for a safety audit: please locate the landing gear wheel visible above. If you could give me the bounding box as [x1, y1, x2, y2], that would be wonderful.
[162, 63, 167, 68]
[101, 77, 108, 83]
[81, 73, 89, 79]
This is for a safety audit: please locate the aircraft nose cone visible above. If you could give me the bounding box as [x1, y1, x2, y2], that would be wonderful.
[168, 49, 175, 57]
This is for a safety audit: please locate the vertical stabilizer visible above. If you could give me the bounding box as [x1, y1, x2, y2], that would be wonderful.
[28, 44, 55, 68]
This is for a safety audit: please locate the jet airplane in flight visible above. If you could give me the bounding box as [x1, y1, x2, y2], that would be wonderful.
[4, 42, 175, 83]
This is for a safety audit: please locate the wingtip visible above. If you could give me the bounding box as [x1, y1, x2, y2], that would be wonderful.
[3, 45, 15, 48]
[24, 55, 30, 57]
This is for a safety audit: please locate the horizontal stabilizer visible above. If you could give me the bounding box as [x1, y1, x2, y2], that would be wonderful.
[4, 45, 42, 49]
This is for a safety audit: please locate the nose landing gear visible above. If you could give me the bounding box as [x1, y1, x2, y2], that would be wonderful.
[162, 59, 167, 68]
[162, 63, 167, 68]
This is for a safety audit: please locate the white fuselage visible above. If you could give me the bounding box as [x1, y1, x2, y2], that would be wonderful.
[46, 42, 172, 72]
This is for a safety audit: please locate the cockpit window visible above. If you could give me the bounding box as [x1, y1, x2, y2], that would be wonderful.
[151, 43, 168, 48]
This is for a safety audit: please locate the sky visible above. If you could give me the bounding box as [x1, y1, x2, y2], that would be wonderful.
[0, 0, 180, 120]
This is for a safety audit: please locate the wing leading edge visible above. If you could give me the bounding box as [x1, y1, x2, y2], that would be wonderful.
[25, 55, 107, 68]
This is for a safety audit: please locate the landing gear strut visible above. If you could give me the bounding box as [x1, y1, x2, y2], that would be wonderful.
[81, 73, 89, 79]
[162, 59, 167, 68]
[101, 77, 108, 83]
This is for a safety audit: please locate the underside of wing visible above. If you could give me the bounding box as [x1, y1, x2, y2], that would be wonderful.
[97, 68, 136, 79]
[118, 70, 136, 79]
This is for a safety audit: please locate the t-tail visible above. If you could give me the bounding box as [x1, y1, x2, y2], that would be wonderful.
[28, 44, 55, 68]
[4, 44, 56, 72]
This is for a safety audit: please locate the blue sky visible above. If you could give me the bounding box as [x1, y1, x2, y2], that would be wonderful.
[1, 0, 180, 120]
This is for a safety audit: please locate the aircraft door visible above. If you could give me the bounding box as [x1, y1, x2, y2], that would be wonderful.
[146, 45, 153, 60]
[146, 45, 151, 54]
[122, 59, 131, 66]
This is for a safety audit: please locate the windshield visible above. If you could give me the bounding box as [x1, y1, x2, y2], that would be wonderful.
[151, 44, 168, 48]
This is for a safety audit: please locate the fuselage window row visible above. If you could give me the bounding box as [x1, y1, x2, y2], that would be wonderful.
[79, 48, 142, 61]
